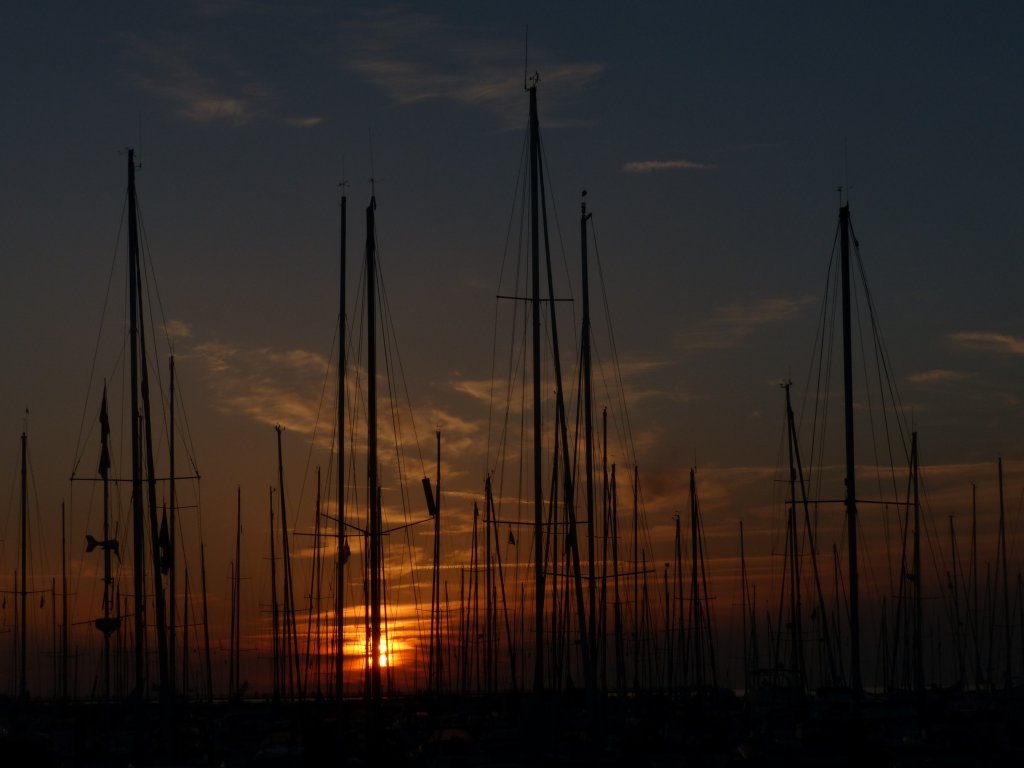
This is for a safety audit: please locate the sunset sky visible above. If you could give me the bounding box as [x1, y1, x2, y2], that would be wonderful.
[1, 2, 1022, 694]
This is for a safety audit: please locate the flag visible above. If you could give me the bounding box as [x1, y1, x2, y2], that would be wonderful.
[159, 508, 172, 573]
[98, 385, 111, 478]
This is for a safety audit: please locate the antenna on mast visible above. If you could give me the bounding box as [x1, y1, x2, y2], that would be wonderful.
[368, 129, 378, 199]
[524, 25, 529, 90]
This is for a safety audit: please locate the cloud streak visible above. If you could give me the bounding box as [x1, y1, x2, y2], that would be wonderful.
[128, 34, 322, 127]
[948, 332, 1024, 355]
[622, 159, 716, 173]
[678, 296, 816, 350]
[340, 8, 603, 126]
[189, 340, 331, 434]
[907, 369, 974, 384]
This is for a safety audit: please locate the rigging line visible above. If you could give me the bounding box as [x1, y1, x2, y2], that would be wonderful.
[168, 349, 201, 475]
[376, 243, 427, 479]
[291, 322, 338, 547]
[489, 128, 531, 472]
[854, 268, 904, 506]
[806, 228, 840, 545]
[800, 218, 841, 497]
[378, 287, 425, 646]
[135, 198, 172, 450]
[851, 223, 912, 458]
[71, 194, 129, 477]
[537, 136, 580, 355]
[589, 214, 641, 471]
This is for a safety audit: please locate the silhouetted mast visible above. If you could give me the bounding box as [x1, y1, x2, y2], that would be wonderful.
[127, 149, 146, 697]
[839, 201, 862, 695]
[527, 76, 545, 694]
[366, 192, 383, 701]
[276, 425, 302, 699]
[783, 383, 805, 690]
[337, 184, 347, 701]
[19, 431, 27, 699]
[581, 192, 597, 681]
[998, 457, 1011, 688]
[269, 488, 280, 701]
[911, 433, 924, 694]
[168, 355, 177, 692]
[98, 386, 116, 697]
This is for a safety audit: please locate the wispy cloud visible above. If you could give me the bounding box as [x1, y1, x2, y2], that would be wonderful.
[128, 35, 322, 127]
[340, 8, 603, 126]
[678, 297, 816, 350]
[284, 116, 324, 128]
[907, 369, 974, 384]
[164, 319, 192, 340]
[622, 159, 715, 173]
[948, 331, 1024, 355]
[189, 340, 330, 433]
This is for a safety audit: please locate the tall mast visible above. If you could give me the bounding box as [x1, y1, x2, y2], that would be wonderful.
[230, 486, 241, 700]
[633, 467, 640, 691]
[784, 383, 805, 690]
[535, 100, 590, 698]
[200, 542, 213, 701]
[949, 515, 965, 686]
[99, 386, 114, 697]
[269, 488, 280, 701]
[308, 467, 323, 695]
[427, 431, 442, 694]
[971, 482, 980, 687]
[739, 520, 749, 694]
[911, 433, 924, 694]
[839, 201, 861, 695]
[61, 501, 68, 700]
[581, 192, 597, 678]
[275, 425, 301, 698]
[528, 77, 545, 694]
[136, 179, 170, 700]
[688, 468, 701, 686]
[998, 457, 1011, 689]
[127, 148, 146, 697]
[168, 355, 177, 691]
[19, 431, 27, 700]
[611, 465, 625, 697]
[366, 192, 382, 700]
[336, 185, 346, 701]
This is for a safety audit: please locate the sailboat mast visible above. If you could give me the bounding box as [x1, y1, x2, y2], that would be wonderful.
[127, 148, 146, 697]
[911, 433, 924, 694]
[528, 79, 545, 694]
[581, 193, 597, 673]
[169, 355, 177, 691]
[269, 488, 280, 700]
[99, 386, 113, 698]
[275, 425, 302, 698]
[366, 193, 382, 700]
[19, 431, 27, 699]
[337, 187, 346, 701]
[998, 457, 1011, 688]
[784, 383, 805, 689]
[429, 431, 442, 693]
[200, 542, 213, 701]
[233, 486, 242, 698]
[839, 201, 861, 694]
[61, 501, 68, 700]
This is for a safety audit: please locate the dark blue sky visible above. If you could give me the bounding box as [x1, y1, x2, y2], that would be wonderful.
[1, 2, 1022, 674]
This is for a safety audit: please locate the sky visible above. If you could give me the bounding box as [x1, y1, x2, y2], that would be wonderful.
[1, 1, 1023, 694]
